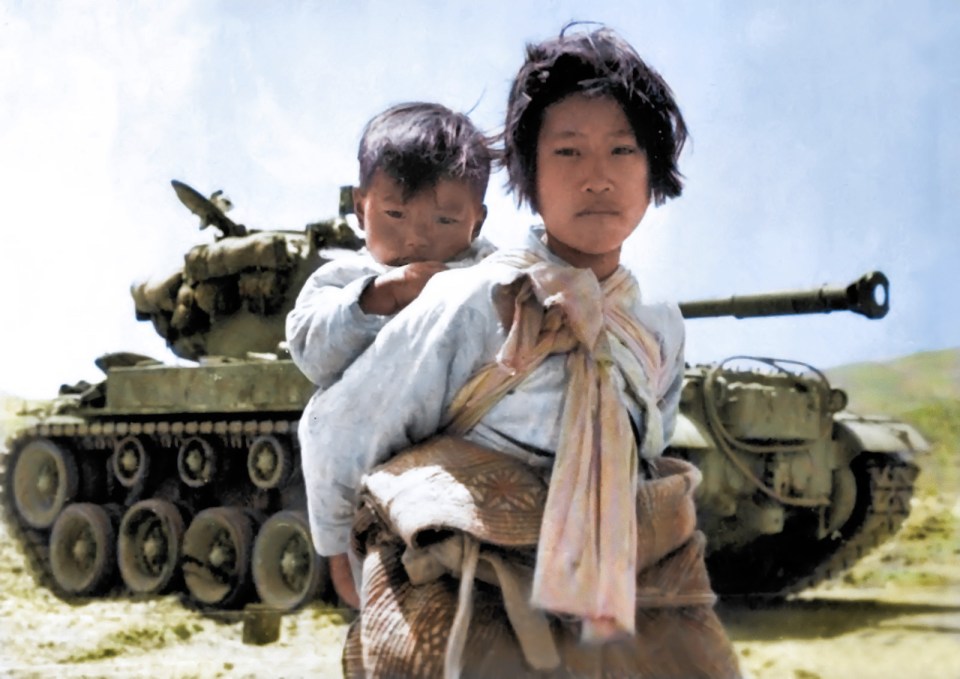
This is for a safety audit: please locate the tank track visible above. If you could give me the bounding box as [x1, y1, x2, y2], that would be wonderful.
[776, 455, 918, 595]
[708, 454, 919, 598]
[1, 417, 304, 609]
[0, 438, 64, 597]
[5, 418, 919, 605]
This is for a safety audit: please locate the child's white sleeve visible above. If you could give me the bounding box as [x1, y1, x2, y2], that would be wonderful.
[285, 264, 389, 388]
[300, 269, 500, 556]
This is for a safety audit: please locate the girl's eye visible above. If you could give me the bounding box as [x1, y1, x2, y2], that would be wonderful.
[385, 210, 404, 219]
[554, 147, 578, 157]
[437, 216, 458, 226]
[613, 145, 638, 155]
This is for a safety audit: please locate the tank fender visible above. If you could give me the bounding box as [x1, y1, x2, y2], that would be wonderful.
[834, 414, 929, 458]
[668, 413, 712, 449]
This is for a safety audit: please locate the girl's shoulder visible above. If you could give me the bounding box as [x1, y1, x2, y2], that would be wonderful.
[419, 257, 526, 309]
[632, 299, 685, 355]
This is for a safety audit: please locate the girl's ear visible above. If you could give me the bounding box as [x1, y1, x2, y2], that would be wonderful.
[471, 204, 488, 239]
[352, 187, 366, 231]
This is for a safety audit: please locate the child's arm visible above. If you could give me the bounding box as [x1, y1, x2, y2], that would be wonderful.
[286, 260, 450, 387]
[300, 266, 507, 558]
[357, 261, 447, 315]
[328, 553, 360, 608]
[286, 261, 390, 388]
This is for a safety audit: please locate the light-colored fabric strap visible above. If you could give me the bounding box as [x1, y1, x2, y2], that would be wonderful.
[444, 536, 479, 679]
[444, 250, 666, 641]
[403, 536, 561, 676]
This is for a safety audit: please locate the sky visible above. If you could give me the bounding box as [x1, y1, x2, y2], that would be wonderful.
[1, 0, 957, 399]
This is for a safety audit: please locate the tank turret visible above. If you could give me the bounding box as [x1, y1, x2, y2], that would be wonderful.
[1, 184, 929, 611]
[131, 181, 361, 362]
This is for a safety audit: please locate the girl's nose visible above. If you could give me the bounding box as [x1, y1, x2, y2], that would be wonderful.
[582, 157, 614, 194]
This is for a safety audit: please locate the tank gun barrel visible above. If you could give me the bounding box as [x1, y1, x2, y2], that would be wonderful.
[679, 271, 889, 320]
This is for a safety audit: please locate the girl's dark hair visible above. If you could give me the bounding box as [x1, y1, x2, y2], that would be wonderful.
[503, 26, 688, 211]
[358, 102, 492, 202]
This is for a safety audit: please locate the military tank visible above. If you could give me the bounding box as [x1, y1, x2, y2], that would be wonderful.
[1, 181, 361, 612]
[0, 181, 928, 613]
[671, 272, 928, 595]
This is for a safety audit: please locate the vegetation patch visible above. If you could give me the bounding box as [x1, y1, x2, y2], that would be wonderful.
[839, 497, 959, 589]
[171, 622, 200, 641]
[61, 625, 188, 663]
[900, 399, 960, 498]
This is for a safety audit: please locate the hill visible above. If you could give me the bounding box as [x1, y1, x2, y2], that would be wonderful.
[825, 347, 960, 499]
[826, 347, 960, 416]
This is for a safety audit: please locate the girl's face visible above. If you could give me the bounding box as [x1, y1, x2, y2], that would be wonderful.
[535, 94, 651, 275]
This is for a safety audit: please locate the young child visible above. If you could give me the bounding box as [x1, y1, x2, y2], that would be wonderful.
[287, 101, 495, 389]
[286, 101, 494, 606]
[305, 27, 740, 678]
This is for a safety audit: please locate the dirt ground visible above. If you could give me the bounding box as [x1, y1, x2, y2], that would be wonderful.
[1, 495, 958, 679]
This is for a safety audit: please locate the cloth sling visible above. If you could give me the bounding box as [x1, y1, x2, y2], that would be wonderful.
[344, 253, 739, 677]
[445, 252, 669, 642]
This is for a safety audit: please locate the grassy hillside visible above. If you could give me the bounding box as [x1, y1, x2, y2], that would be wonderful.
[826, 348, 960, 499]
[826, 347, 960, 416]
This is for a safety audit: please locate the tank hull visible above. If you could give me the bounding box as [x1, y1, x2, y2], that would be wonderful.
[665, 358, 925, 597]
[2, 355, 928, 609]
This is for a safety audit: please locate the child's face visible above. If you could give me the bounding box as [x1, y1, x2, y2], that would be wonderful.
[535, 93, 651, 264]
[354, 169, 484, 266]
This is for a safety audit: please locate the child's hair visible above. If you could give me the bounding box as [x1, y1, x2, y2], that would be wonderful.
[503, 25, 688, 210]
[357, 102, 492, 203]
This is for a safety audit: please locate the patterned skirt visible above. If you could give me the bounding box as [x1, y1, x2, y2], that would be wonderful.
[342, 437, 741, 679]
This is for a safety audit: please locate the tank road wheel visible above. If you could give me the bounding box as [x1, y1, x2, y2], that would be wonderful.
[118, 499, 185, 595]
[112, 436, 151, 491]
[49, 503, 118, 595]
[182, 507, 256, 608]
[11, 438, 79, 529]
[247, 435, 294, 490]
[252, 510, 327, 610]
[177, 436, 217, 488]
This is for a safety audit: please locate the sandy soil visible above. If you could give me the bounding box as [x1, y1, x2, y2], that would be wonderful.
[1, 496, 958, 679]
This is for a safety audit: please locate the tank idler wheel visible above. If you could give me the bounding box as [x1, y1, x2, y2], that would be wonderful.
[177, 436, 217, 488]
[112, 436, 151, 490]
[49, 503, 118, 595]
[182, 507, 256, 608]
[118, 499, 185, 595]
[252, 510, 328, 610]
[247, 435, 294, 490]
[11, 438, 80, 530]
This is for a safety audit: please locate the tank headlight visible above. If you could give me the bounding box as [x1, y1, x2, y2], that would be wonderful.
[828, 388, 848, 412]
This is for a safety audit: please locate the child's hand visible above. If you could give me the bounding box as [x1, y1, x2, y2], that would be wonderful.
[360, 261, 448, 315]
